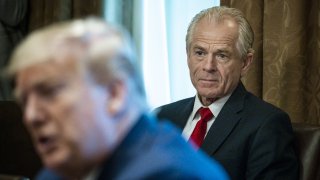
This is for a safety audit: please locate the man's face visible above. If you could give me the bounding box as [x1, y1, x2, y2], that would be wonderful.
[187, 17, 252, 105]
[15, 57, 113, 172]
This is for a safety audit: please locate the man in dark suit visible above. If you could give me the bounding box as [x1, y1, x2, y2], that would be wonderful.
[6, 18, 229, 180]
[155, 6, 299, 180]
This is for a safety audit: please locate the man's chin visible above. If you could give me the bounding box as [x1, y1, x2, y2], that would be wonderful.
[198, 88, 220, 97]
[198, 80, 220, 88]
[41, 148, 69, 171]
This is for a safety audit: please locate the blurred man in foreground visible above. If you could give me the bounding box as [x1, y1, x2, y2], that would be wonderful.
[6, 18, 229, 180]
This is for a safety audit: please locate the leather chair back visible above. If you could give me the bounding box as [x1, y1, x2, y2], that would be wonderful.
[292, 123, 320, 180]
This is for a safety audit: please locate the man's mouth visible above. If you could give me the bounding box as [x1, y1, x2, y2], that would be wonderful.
[199, 79, 218, 83]
[36, 135, 57, 154]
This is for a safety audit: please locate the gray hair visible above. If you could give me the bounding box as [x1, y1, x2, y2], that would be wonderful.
[7, 18, 145, 98]
[186, 6, 254, 58]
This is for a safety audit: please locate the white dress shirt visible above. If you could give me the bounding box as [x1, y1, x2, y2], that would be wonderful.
[182, 93, 231, 140]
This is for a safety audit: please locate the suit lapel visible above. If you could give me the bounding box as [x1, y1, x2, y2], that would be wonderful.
[171, 97, 195, 129]
[201, 83, 247, 155]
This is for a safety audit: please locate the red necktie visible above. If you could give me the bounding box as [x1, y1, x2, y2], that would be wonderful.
[189, 107, 213, 148]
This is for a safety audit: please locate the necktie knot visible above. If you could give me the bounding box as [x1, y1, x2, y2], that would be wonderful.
[199, 107, 213, 122]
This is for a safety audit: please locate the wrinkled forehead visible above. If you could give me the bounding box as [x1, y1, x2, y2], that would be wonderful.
[13, 54, 83, 99]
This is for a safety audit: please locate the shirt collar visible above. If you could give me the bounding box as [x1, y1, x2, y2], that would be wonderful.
[191, 93, 232, 120]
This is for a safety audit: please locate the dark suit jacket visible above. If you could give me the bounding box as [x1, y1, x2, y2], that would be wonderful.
[36, 114, 229, 180]
[156, 82, 299, 180]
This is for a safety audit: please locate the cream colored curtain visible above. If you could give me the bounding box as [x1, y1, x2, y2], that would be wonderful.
[221, 0, 320, 125]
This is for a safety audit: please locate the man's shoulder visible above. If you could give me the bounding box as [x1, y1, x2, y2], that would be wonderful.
[154, 97, 194, 114]
[231, 82, 287, 115]
[99, 115, 229, 180]
[158, 97, 194, 108]
[235, 91, 293, 130]
[132, 120, 229, 179]
[244, 92, 288, 115]
[35, 168, 62, 180]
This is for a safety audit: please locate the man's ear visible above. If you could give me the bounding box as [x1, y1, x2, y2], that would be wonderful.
[107, 79, 127, 116]
[240, 51, 254, 77]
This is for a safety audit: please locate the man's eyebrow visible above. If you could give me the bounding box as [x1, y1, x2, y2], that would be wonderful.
[14, 77, 56, 101]
[216, 48, 231, 53]
[192, 45, 206, 50]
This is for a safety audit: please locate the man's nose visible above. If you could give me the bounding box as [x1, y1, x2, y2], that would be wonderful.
[24, 94, 44, 126]
[203, 54, 217, 71]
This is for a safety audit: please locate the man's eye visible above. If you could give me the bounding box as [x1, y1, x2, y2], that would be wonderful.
[39, 84, 65, 98]
[195, 50, 205, 56]
[41, 87, 57, 96]
[217, 53, 228, 60]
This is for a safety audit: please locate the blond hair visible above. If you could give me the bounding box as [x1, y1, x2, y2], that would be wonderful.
[8, 18, 145, 97]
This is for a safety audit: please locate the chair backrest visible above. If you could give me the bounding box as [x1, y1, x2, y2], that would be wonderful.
[292, 123, 320, 180]
[0, 101, 42, 179]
